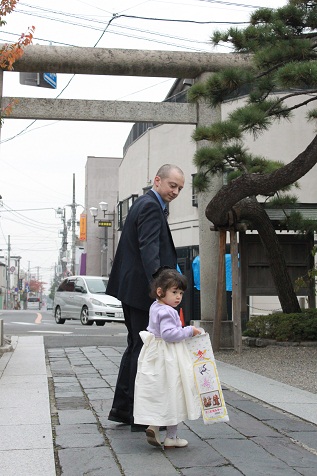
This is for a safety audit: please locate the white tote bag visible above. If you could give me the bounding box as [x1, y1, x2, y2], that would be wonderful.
[186, 331, 229, 425]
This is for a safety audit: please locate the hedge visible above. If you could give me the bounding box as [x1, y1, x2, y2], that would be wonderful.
[243, 309, 317, 342]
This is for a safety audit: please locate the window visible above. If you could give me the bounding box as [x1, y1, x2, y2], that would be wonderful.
[57, 279, 75, 292]
[117, 194, 138, 230]
[75, 277, 86, 292]
[192, 174, 198, 207]
[64, 280, 75, 292]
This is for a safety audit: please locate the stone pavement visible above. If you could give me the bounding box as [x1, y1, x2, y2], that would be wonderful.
[48, 343, 317, 476]
[1, 336, 317, 475]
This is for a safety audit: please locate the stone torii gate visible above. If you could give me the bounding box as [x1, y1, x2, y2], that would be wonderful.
[1, 45, 251, 344]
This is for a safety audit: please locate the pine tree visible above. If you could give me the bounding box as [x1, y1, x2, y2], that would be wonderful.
[189, 0, 317, 313]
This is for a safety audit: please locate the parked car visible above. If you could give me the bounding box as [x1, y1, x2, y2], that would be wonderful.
[53, 275, 124, 326]
[27, 296, 41, 310]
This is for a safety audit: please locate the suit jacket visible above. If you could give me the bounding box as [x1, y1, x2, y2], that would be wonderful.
[107, 190, 177, 311]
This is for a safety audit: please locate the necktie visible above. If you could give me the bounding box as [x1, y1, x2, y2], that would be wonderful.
[164, 207, 169, 219]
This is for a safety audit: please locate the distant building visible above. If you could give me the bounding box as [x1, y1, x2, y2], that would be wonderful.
[84, 156, 121, 277]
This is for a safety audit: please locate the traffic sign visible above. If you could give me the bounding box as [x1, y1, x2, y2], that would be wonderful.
[98, 220, 112, 227]
[43, 73, 57, 89]
[19, 72, 57, 89]
[10, 266, 15, 273]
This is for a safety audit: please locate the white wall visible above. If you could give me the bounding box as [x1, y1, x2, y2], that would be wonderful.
[119, 123, 199, 248]
[85, 156, 121, 276]
[222, 94, 317, 203]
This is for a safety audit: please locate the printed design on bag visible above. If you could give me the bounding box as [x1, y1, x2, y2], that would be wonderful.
[186, 332, 229, 424]
[198, 363, 209, 376]
[202, 376, 212, 390]
[193, 349, 207, 361]
[193, 359, 227, 421]
[201, 391, 221, 409]
[194, 361, 218, 394]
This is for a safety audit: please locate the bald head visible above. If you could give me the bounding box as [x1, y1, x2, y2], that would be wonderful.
[153, 164, 185, 203]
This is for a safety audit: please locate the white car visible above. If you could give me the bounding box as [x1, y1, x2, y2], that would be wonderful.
[27, 297, 41, 310]
[53, 275, 124, 326]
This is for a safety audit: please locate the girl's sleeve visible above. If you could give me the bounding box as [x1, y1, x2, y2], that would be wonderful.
[158, 307, 193, 343]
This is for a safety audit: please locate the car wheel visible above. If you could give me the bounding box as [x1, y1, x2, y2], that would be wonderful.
[80, 307, 93, 326]
[95, 321, 106, 326]
[55, 306, 65, 324]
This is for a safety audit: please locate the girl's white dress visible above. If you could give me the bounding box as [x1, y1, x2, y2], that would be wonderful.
[133, 301, 201, 426]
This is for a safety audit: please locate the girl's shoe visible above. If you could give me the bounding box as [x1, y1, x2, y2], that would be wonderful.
[146, 426, 161, 447]
[164, 436, 188, 448]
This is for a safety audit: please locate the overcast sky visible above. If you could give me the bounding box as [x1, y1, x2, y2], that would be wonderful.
[0, 0, 287, 290]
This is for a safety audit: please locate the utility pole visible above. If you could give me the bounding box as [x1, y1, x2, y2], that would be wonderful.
[28, 261, 30, 287]
[71, 173, 76, 276]
[6, 235, 10, 309]
[36, 266, 40, 297]
[59, 208, 67, 276]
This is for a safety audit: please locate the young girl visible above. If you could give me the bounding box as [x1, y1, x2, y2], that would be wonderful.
[133, 268, 202, 449]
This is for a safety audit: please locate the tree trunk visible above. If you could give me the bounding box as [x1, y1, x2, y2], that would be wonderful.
[233, 197, 301, 314]
[202, 135, 317, 314]
[205, 133, 317, 226]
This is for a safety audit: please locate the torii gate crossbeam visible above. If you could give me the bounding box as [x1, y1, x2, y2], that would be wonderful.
[2, 97, 198, 123]
[7, 45, 251, 78]
[1, 45, 251, 122]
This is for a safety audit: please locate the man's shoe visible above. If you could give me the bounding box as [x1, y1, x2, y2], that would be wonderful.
[131, 423, 148, 432]
[164, 437, 188, 449]
[146, 426, 161, 447]
[108, 408, 130, 425]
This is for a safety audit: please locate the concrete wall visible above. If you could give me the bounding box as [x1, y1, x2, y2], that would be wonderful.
[84, 156, 121, 276]
[119, 123, 200, 248]
[222, 94, 317, 203]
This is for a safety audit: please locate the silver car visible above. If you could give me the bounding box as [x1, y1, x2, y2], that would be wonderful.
[53, 275, 124, 326]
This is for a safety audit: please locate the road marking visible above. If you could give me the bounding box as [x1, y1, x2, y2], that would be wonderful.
[35, 313, 42, 324]
[10, 322, 37, 326]
[28, 331, 73, 334]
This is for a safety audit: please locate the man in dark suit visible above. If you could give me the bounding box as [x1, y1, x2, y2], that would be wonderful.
[107, 164, 185, 431]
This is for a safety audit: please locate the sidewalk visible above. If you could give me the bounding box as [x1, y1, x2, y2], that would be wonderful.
[1, 336, 317, 475]
[0, 336, 55, 476]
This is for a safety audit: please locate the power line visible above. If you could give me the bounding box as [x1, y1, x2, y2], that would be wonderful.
[0, 207, 59, 212]
[15, 7, 249, 26]
[1, 203, 60, 228]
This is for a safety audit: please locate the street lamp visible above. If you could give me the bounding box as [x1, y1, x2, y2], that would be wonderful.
[89, 202, 110, 222]
[99, 201, 109, 216]
[89, 206, 99, 223]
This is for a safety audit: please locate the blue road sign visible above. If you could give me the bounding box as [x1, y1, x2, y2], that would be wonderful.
[43, 73, 57, 89]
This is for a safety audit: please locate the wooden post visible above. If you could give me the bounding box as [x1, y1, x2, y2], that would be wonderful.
[212, 229, 226, 351]
[230, 228, 242, 354]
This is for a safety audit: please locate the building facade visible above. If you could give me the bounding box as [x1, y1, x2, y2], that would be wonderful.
[84, 156, 121, 277]
[84, 82, 317, 321]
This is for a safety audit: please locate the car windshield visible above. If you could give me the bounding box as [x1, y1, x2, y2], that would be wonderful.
[85, 278, 109, 294]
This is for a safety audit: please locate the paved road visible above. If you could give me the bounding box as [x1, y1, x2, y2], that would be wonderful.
[0, 309, 128, 347]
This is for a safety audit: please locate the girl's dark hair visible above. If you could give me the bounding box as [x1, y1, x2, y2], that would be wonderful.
[149, 268, 187, 299]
